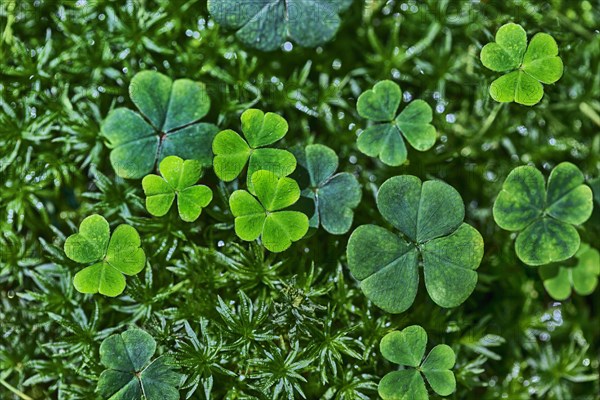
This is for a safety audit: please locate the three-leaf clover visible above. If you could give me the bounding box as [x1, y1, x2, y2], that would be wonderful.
[102, 71, 218, 179]
[64, 215, 145, 297]
[229, 170, 309, 253]
[493, 162, 593, 266]
[379, 325, 456, 400]
[346, 175, 483, 313]
[539, 244, 599, 301]
[142, 156, 213, 222]
[356, 80, 436, 166]
[97, 329, 181, 400]
[207, 0, 353, 51]
[212, 109, 296, 187]
[293, 144, 362, 235]
[480, 23, 563, 106]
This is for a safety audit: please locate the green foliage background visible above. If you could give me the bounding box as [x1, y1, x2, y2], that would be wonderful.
[1, 0, 599, 399]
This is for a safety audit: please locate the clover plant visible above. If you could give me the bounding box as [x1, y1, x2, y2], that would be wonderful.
[356, 80, 436, 166]
[347, 175, 484, 313]
[229, 170, 309, 253]
[64, 215, 145, 297]
[493, 162, 593, 266]
[207, 0, 353, 51]
[142, 156, 212, 222]
[379, 325, 456, 399]
[102, 71, 218, 179]
[97, 329, 180, 400]
[480, 23, 563, 106]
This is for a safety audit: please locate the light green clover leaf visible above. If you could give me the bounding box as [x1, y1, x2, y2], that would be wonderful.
[493, 162, 593, 266]
[229, 170, 309, 253]
[378, 325, 456, 400]
[97, 329, 181, 400]
[142, 156, 213, 222]
[480, 23, 563, 106]
[64, 214, 145, 297]
[356, 80, 437, 166]
[102, 71, 218, 179]
[346, 175, 483, 313]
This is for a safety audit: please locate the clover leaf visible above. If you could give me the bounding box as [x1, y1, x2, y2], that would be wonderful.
[207, 0, 353, 52]
[346, 175, 483, 313]
[102, 71, 218, 179]
[539, 244, 599, 301]
[493, 162, 593, 266]
[378, 325, 456, 400]
[356, 80, 437, 166]
[293, 144, 362, 234]
[64, 215, 146, 297]
[589, 176, 600, 206]
[142, 156, 213, 222]
[480, 23, 563, 106]
[212, 109, 296, 188]
[97, 329, 181, 400]
[229, 170, 309, 253]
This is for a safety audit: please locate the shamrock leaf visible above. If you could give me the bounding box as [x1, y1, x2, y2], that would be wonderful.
[102, 71, 218, 179]
[64, 214, 145, 297]
[589, 176, 600, 206]
[481, 23, 563, 106]
[142, 156, 213, 222]
[539, 244, 600, 300]
[293, 144, 362, 234]
[97, 329, 181, 400]
[378, 325, 456, 400]
[212, 109, 296, 188]
[493, 162, 593, 266]
[207, 0, 353, 51]
[229, 170, 309, 253]
[346, 175, 483, 313]
[356, 80, 436, 166]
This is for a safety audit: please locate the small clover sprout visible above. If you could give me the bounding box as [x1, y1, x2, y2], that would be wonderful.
[539, 244, 599, 301]
[293, 144, 362, 235]
[480, 23, 563, 106]
[229, 170, 309, 253]
[102, 71, 218, 179]
[379, 325, 456, 400]
[493, 162, 593, 266]
[97, 329, 181, 400]
[207, 0, 353, 51]
[64, 215, 145, 297]
[356, 80, 436, 166]
[142, 156, 213, 222]
[347, 176, 483, 313]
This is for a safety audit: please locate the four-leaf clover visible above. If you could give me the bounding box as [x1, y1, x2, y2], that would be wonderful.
[142, 156, 213, 222]
[356, 80, 436, 166]
[480, 23, 563, 106]
[347, 175, 483, 313]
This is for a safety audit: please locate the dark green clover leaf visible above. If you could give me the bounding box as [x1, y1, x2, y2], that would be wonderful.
[293, 144, 361, 234]
[207, 0, 353, 52]
[212, 109, 296, 188]
[142, 156, 213, 222]
[589, 176, 600, 206]
[480, 23, 563, 106]
[97, 329, 181, 400]
[347, 176, 483, 313]
[64, 215, 145, 297]
[378, 325, 456, 400]
[229, 170, 309, 253]
[356, 80, 437, 166]
[539, 244, 599, 301]
[493, 162, 593, 266]
[102, 71, 218, 179]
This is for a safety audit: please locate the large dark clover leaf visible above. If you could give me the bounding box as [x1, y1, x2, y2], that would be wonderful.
[207, 0, 353, 51]
[493, 162, 593, 266]
[346, 176, 483, 313]
[97, 329, 181, 400]
[102, 71, 218, 179]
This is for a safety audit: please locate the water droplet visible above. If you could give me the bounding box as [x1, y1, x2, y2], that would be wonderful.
[7, 290, 15, 298]
[217, 240, 225, 248]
